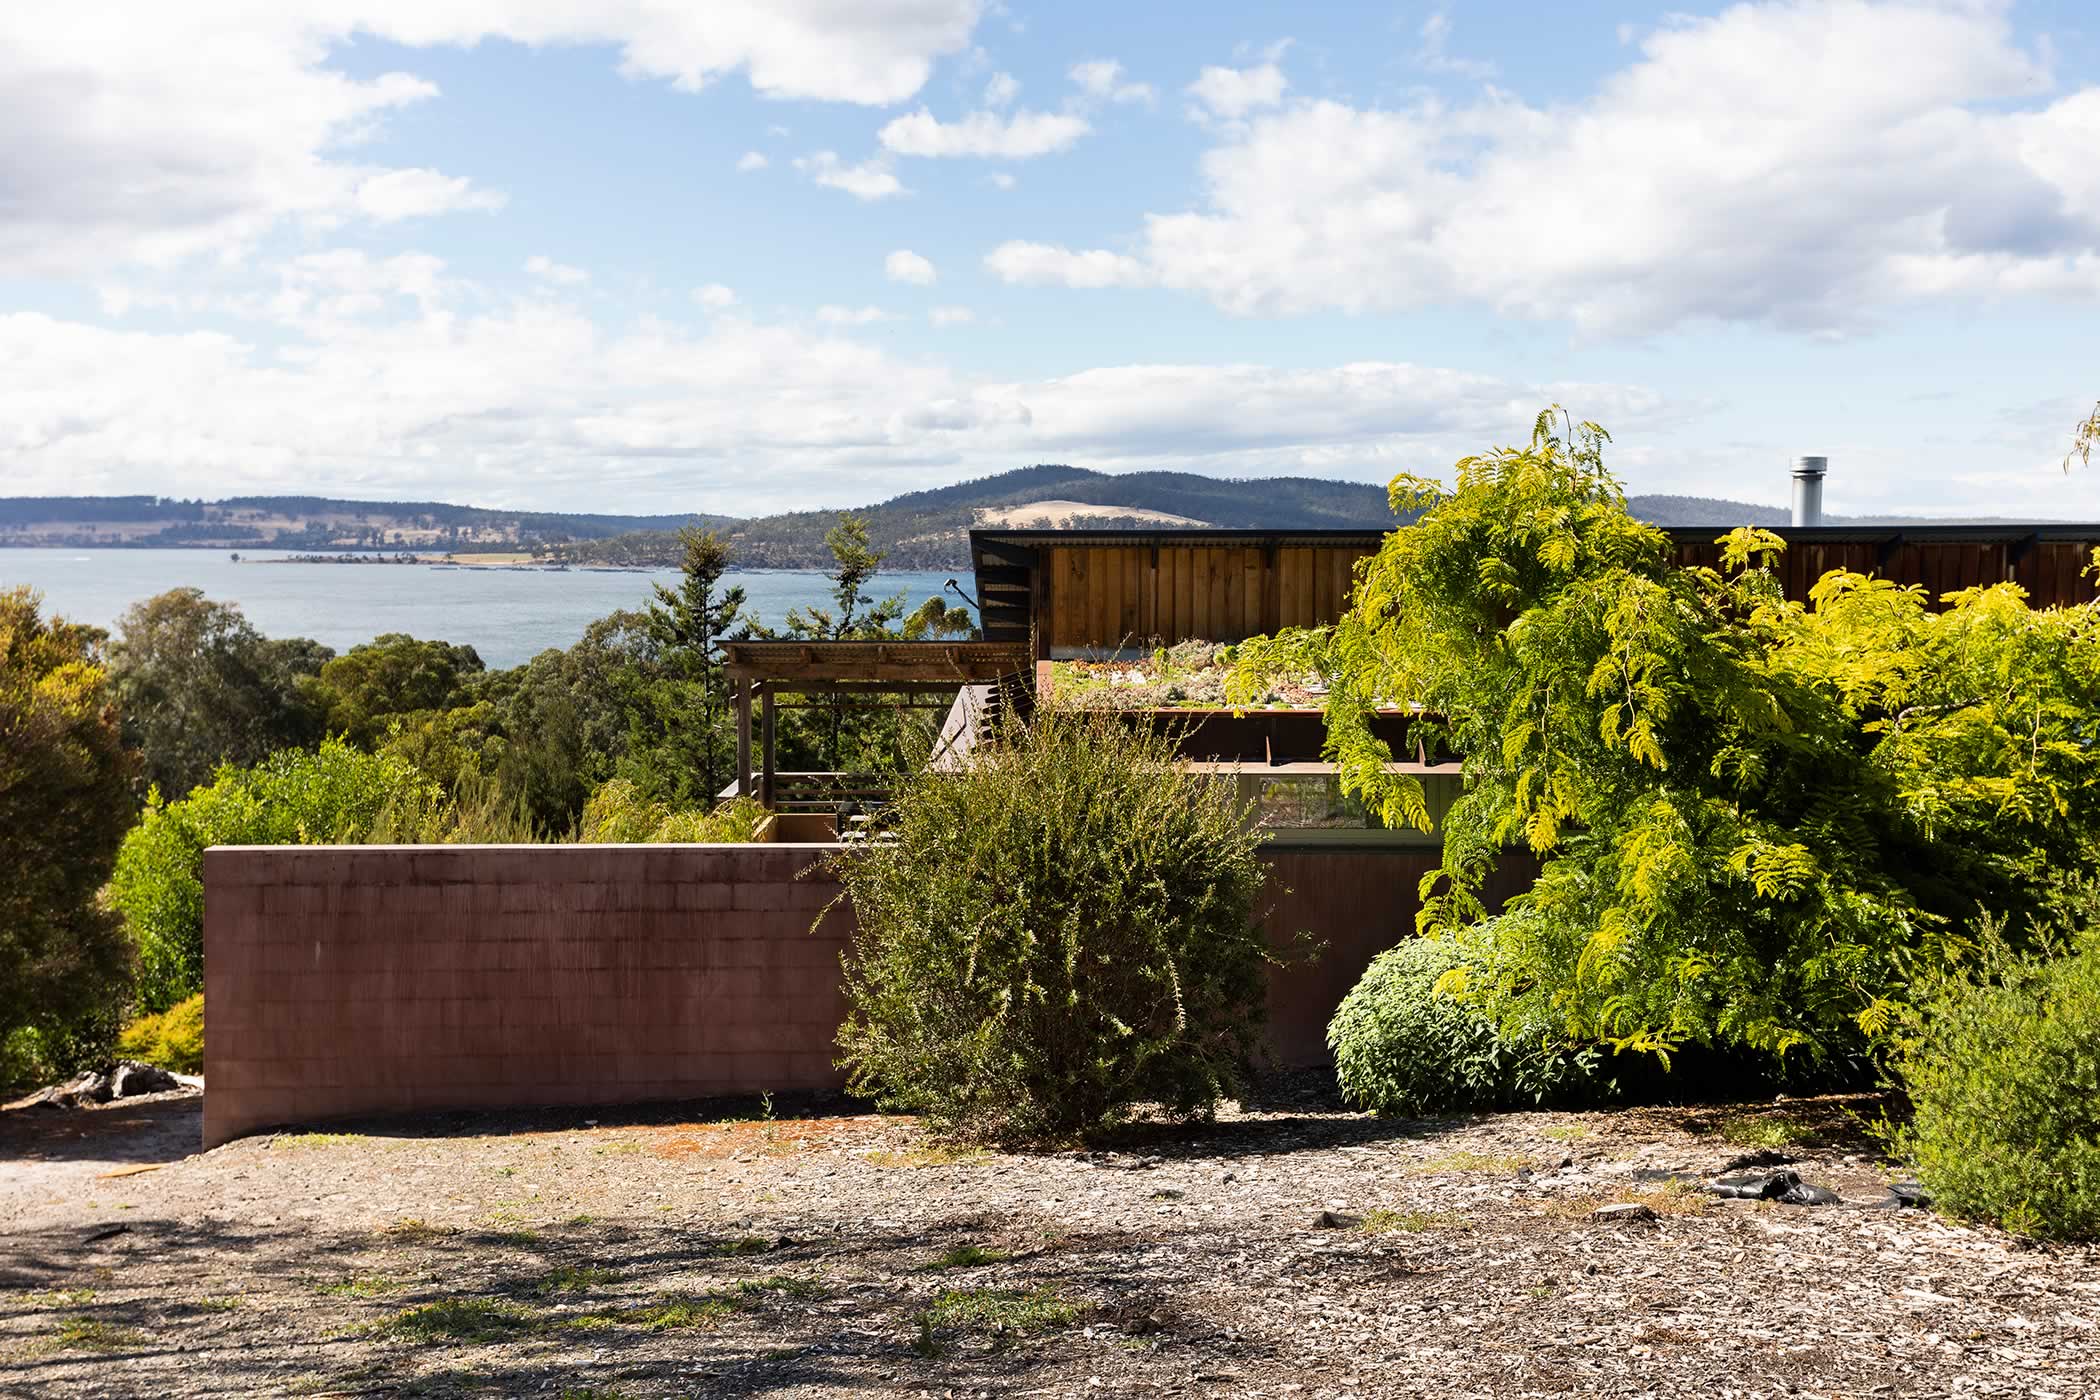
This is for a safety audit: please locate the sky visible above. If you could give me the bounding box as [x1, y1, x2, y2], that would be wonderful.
[3, 0, 2099, 520]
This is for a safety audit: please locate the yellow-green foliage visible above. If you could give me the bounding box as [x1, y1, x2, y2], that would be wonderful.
[578, 780, 765, 844]
[1234, 407, 2100, 1065]
[0, 587, 137, 1079]
[117, 994, 204, 1073]
[110, 738, 440, 1010]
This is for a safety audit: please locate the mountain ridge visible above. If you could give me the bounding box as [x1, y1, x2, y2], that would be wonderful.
[0, 469, 2000, 569]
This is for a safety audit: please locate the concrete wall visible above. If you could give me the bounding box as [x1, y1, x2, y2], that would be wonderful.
[204, 842, 1511, 1147]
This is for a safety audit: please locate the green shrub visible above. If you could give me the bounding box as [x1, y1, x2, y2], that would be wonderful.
[116, 994, 204, 1073]
[1, 587, 138, 1082]
[578, 780, 764, 844]
[828, 710, 1274, 1142]
[109, 739, 437, 1010]
[1885, 930, 2100, 1241]
[1329, 932, 1598, 1116]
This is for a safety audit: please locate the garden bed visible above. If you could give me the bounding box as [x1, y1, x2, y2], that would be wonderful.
[3, 1082, 2096, 1397]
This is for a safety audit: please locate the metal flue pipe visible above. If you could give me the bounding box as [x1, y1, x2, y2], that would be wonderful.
[1790, 456, 1827, 527]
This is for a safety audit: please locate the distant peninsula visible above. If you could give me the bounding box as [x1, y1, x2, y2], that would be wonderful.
[2, 466, 1831, 571]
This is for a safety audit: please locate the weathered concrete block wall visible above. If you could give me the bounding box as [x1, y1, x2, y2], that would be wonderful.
[202, 844, 851, 1148]
[204, 842, 1512, 1146]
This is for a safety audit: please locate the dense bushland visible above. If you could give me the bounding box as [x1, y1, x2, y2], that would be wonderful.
[0, 588, 138, 1084]
[827, 710, 1275, 1142]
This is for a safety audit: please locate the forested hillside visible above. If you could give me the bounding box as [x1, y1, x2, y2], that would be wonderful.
[5, 470, 1868, 568]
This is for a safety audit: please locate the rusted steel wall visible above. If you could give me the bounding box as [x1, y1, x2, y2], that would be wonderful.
[203, 841, 1514, 1145]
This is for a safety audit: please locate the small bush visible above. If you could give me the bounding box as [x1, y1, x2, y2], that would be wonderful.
[1329, 934, 1597, 1116]
[578, 780, 765, 844]
[116, 993, 204, 1073]
[1885, 930, 2100, 1241]
[830, 710, 1274, 1142]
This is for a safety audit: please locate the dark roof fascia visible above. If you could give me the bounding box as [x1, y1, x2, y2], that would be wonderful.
[972, 523, 2100, 553]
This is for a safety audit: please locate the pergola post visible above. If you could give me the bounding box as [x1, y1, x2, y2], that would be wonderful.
[760, 684, 777, 811]
[735, 679, 753, 798]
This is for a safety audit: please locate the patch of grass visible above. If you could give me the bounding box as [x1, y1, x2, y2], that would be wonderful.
[318, 1275, 398, 1299]
[273, 1132, 367, 1149]
[19, 1287, 96, 1307]
[192, 1294, 242, 1313]
[528, 1265, 620, 1296]
[376, 1298, 540, 1345]
[1539, 1123, 1591, 1142]
[54, 1317, 142, 1351]
[1716, 1114, 1816, 1149]
[866, 1144, 989, 1169]
[565, 1277, 827, 1334]
[1408, 1151, 1537, 1175]
[1542, 1178, 1713, 1220]
[592, 1139, 643, 1156]
[1359, 1208, 1471, 1234]
[564, 1215, 595, 1228]
[383, 1218, 455, 1242]
[922, 1243, 1010, 1270]
[917, 1287, 1086, 1339]
[711, 1236, 773, 1257]
[559, 1389, 629, 1400]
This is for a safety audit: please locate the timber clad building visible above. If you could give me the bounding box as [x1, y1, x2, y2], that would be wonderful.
[971, 523, 2100, 656]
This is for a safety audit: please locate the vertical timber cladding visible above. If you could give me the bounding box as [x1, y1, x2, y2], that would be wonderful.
[1046, 540, 1374, 651]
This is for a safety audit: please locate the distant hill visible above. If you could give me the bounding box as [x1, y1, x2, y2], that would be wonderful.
[1, 471, 1871, 569]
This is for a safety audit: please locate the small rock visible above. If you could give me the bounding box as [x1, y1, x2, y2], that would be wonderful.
[1219, 1171, 1237, 1184]
[1708, 1169, 1800, 1200]
[1718, 1149, 1798, 1173]
[1871, 1181, 1933, 1210]
[111, 1061, 179, 1098]
[1780, 1181, 1842, 1207]
[1592, 1202, 1658, 1223]
[1310, 1209, 1361, 1229]
[1151, 1188, 1184, 1201]
[32, 1071, 112, 1110]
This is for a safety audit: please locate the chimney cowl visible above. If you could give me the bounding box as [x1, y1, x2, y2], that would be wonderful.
[1790, 456, 1827, 527]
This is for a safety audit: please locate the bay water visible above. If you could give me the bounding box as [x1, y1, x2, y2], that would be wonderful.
[0, 549, 973, 669]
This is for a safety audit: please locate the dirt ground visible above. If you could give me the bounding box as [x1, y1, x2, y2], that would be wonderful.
[2, 1081, 2096, 1399]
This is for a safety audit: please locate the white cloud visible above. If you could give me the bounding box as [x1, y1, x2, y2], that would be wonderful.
[1070, 58, 1155, 105]
[929, 305, 975, 326]
[794, 151, 907, 200]
[886, 250, 938, 285]
[1415, 10, 1496, 81]
[989, 172, 1017, 190]
[984, 241, 1152, 289]
[693, 283, 738, 310]
[879, 108, 1089, 158]
[0, 294, 1688, 512]
[983, 71, 1020, 108]
[353, 168, 507, 222]
[1185, 62, 1287, 120]
[816, 304, 891, 325]
[736, 151, 769, 172]
[524, 255, 589, 286]
[0, 1, 980, 274]
[1044, 2, 2100, 336]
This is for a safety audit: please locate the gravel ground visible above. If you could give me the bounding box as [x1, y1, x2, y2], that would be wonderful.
[2, 1081, 2097, 1398]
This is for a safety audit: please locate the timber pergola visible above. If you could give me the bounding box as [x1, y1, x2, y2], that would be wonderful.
[720, 640, 1032, 809]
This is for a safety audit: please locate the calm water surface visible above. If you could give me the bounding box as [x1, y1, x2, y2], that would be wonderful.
[0, 549, 972, 669]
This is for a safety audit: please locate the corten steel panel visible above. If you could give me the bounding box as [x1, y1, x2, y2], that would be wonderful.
[203, 844, 856, 1148]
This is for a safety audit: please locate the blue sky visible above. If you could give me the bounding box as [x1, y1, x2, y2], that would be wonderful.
[3, 0, 2098, 519]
